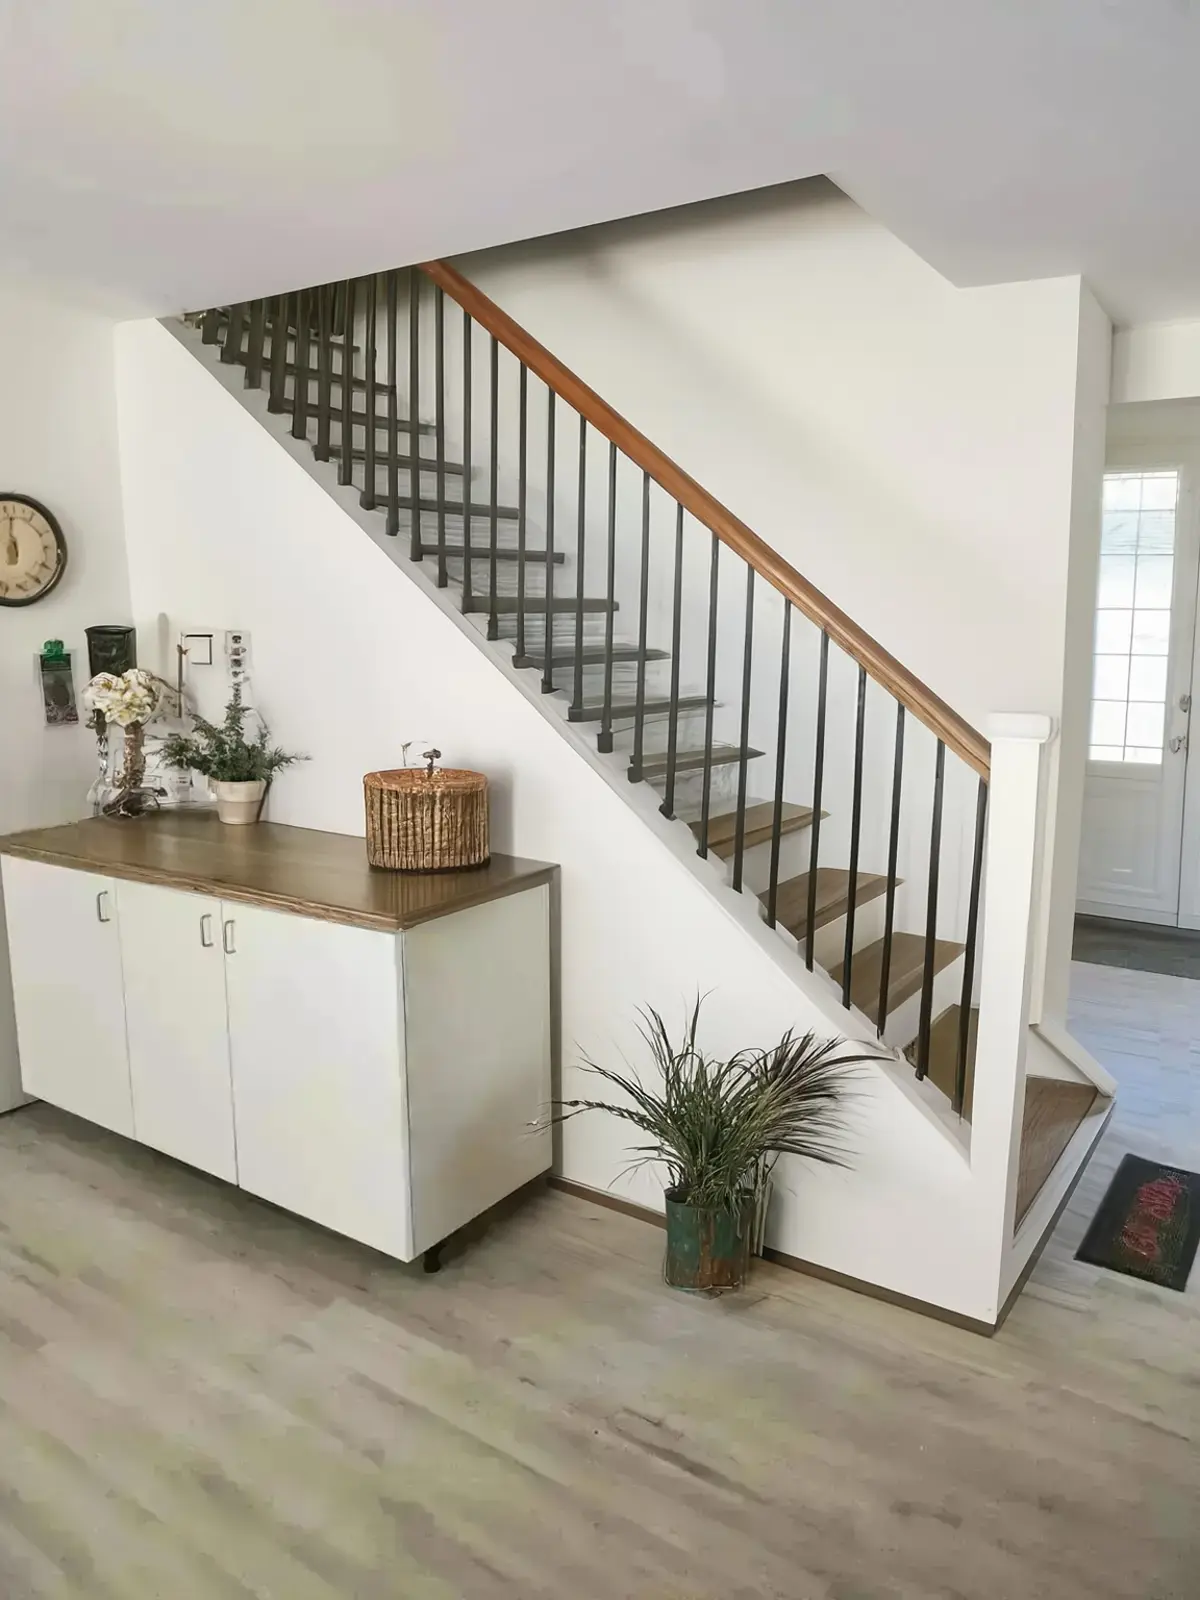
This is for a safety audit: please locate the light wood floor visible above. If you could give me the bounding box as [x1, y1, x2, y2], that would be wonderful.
[0, 1019, 1196, 1600]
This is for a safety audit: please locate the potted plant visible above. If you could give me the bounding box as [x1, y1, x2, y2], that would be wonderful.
[162, 685, 303, 824]
[551, 1000, 869, 1291]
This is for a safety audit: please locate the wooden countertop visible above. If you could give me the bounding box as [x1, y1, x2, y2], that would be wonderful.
[0, 812, 557, 934]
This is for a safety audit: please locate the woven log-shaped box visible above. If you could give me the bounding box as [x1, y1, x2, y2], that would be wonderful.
[364, 767, 490, 873]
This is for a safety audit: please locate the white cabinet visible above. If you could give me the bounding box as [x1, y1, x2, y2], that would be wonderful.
[0, 856, 133, 1137]
[223, 902, 413, 1259]
[118, 881, 236, 1182]
[0, 818, 555, 1265]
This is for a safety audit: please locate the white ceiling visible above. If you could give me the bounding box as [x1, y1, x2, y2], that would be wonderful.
[3, 0, 1199, 324]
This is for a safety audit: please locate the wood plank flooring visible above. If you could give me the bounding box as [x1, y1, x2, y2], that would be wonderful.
[0, 1058, 1195, 1597]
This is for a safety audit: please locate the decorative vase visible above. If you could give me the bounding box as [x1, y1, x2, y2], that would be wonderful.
[663, 1188, 754, 1292]
[213, 779, 266, 825]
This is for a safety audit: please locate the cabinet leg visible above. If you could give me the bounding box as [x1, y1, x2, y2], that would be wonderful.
[423, 1243, 444, 1274]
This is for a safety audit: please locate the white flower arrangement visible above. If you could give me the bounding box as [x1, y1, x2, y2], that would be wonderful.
[84, 668, 161, 728]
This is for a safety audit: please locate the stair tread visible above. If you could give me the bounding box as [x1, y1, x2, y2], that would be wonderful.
[569, 694, 710, 724]
[339, 410, 437, 436]
[1015, 1079, 1100, 1224]
[328, 444, 465, 475]
[769, 868, 892, 938]
[637, 745, 762, 779]
[466, 596, 616, 615]
[516, 645, 670, 668]
[370, 496, 520, 521]
[419, 542, 565, 564]
[832, 931, 964, 1024]
[691, 801, 817, 860]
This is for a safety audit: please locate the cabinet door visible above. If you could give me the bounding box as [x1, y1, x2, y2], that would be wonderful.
[118, 881, 236, 1181]
[0, 857, 133, 1136]
[223, 903, 412, 1259]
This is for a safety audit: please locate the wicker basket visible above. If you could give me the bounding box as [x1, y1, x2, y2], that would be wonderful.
[364, 767, 490, 872]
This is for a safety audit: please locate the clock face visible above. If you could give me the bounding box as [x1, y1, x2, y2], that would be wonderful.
[0, 495, 67, 606]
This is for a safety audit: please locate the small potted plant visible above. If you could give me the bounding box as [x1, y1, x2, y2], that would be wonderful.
[162, 685, 303, 824]
[550, 999, 869, 1291]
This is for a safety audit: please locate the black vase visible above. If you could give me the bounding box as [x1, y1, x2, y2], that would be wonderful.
[86, 626, 137, 678]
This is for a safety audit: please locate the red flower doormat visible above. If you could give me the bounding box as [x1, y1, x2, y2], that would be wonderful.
[1075, 1154, 1200, 1291]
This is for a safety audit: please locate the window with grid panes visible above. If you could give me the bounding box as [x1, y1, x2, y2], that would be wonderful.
[1090, 471, 1179, 763]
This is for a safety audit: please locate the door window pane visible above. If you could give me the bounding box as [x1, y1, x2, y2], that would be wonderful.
[1089, 470, 1178, 763]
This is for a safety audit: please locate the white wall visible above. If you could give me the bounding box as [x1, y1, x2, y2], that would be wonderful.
[456, 181, 1091, 736]
[0, 281, 132, 1108]
[117, 317, 1019, 1320]
[1112, 319, 1200, 406]
[452, 183, 1108, 1035]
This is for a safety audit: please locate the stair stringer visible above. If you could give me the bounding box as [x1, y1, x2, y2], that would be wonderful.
[139, 314, 1012, 1321]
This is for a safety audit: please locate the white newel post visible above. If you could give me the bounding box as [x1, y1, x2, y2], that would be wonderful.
[969, 714, 1057, 1292]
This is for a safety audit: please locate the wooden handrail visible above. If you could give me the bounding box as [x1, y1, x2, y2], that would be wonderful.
[420, 259, 990, 781]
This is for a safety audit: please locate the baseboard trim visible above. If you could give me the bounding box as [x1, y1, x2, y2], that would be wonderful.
[548, 1175, 997, 1336]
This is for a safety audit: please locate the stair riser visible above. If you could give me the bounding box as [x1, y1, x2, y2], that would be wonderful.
[234, 341, 354, 380]
[801, 895, 890, 976]
[647, 760, 741, 813]
[602, 707, 711, 757]
[727, 828, 814, 895]
[309, 417, 438, 450]
[879, 955, 966, 1054]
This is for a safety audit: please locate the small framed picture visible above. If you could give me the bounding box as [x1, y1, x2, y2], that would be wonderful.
[38, 646, 79, 727]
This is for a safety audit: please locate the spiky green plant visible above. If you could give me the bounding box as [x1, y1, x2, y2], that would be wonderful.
[552, 998, 873, 1216]
[162, 684, 304, 785]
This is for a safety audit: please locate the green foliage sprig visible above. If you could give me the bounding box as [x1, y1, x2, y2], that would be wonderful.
[550, 997, 871, 1214]
[162, 685, 304, 785]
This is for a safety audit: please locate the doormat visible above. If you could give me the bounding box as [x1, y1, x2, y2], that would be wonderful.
[1075, 1154, 1200, 1291]
[1073, 915, 1200, 980]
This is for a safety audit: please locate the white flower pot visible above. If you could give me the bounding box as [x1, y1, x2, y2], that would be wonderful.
[213, 779, 266, 825]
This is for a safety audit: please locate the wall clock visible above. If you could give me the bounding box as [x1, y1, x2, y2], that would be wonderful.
[0, 494, 67, 607]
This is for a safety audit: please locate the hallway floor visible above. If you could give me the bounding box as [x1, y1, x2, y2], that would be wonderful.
[0, 1053, 1194, 1598]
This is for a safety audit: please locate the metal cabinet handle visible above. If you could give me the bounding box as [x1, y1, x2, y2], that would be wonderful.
[222, 918, 236, 955]
[95, 890, 111, 924]
[200, 913, 214, 948]
[1170, 734, 1188, 754]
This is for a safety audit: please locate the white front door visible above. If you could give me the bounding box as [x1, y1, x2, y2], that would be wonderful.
[1078, 463, 1198, 924]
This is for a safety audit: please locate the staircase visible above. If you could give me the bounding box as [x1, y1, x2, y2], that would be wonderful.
[171, 265, 1109, 1248]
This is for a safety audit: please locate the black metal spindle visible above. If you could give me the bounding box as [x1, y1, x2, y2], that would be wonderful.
[696, 533, 720, 857]
[916, 740, 947, 1079]
[572, 416, 587, 713]
[876, 703, 905, 1035]
[315, 286, 333, 461]
[338, 279, 354, 481]
[245, 300, 266, 389]
[630, 472, 652, 780]
[268, 295, 289, 413]
[955, 778, 988, 1114]
[386, 273, 399, 536]
[408, 272, 420, 557]
[601, 444, 620, 755]
[220, 303, 244, 365]
[488, 335, 500, 639]
[731, 566, 756, 893]
[360, 277, 377, 509]
[542, 391, 556, 694]
[840, 665, 869, 1009]
[462, 311, 473, 608]
[516, 365, 528, 659]
[661, 504, 685, 818]
[804, 631, 830, 970]
[434, 286, 447, 586]
[291, 289, 309, 440]
[201, 308, 220, 345]
[766, 600, 791, 928]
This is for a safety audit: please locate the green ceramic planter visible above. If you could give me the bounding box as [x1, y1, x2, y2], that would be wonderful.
[663, 1188, 755, 1291]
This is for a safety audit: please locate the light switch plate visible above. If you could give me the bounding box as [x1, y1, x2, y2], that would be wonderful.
[181, 632, 214, 667]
